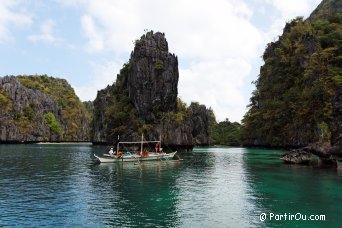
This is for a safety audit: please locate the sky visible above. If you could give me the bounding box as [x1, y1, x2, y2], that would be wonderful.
[0, 0, 322, 122]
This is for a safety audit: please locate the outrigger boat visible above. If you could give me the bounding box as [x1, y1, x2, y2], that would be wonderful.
[94, 135, 177, 163]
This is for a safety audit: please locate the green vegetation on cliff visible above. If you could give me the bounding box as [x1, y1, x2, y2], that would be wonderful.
[309, 0, 342, 21]
[0, 89, 12, 112]
[17, 75, 91, 141]
[93, 63, 141, 143]
[105, 63, 141, 140]
[44, 112, 63, 136]
[13, 103, 36, 133]
[242, 4, 341, 147]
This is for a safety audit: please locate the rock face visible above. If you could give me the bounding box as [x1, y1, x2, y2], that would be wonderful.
[281, 88, 341, 165]
[330, 88, 342, 161]
[282, 150, 312, 164]
[128, 32, 178, 122]
[189, 103, 210, 145]
[281, 75, 341, 166]
[92, 85, 114, 143]
[309, 0, 342, 21]
[0, 76, 58, 141]
[305, 142, 332, 158]
[241, 0, 341, 148]
[92, 31, 210, 148]
[281, 142, 338, 165]
[159, 102, 210, 147]
[0, 75, 90, 142]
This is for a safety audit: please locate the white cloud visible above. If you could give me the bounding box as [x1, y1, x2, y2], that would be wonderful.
[270, 0, 321, 19]
[28, 19, 63, 44]
[74, 59, 124, 101]
[0, 0, 32, 43]
[263, 0, 322, 42]
[79, 0, 140, 53]
[81, 15, 104, 52]
[179, 58, 252, 121]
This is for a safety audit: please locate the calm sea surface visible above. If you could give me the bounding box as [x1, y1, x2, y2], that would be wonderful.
[0, 144, 341, 227]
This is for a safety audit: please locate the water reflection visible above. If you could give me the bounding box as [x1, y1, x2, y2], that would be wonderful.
[1, 145, 341, 227]
[88, 161, 183, 227]
[173, 147, 262, 227]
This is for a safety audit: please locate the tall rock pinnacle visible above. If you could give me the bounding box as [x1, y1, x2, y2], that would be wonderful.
[127, 31, 179, 122]
[92, 31, 210, 148]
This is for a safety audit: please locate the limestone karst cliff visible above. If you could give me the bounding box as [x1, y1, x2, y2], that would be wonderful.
[330, 88, 341, 153]
[92, 31, 210, 148]
[0, 75, 91, 142]
[242, 0, 341, 148]
[128, 31, 179, 122]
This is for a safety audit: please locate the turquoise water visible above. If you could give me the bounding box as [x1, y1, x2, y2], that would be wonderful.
[0, 145, 341, 227]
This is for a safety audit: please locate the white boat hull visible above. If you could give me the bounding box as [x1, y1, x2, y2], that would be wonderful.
[94, 152, 177, 163]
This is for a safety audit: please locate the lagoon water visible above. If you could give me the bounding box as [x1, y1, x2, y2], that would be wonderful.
[0, 144, 341, 227]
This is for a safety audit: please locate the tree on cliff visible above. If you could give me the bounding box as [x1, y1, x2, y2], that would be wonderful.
[241, 0, 341, 147]
[44, 112, 63, 138]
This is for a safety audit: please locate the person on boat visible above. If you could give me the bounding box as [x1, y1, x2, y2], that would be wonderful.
[117, 151, 124, 158]
[109, 147, 114, 156]
[143, 147, 149, 157]
[155, 143, 159, 153]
